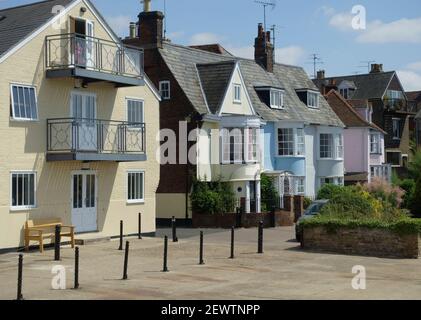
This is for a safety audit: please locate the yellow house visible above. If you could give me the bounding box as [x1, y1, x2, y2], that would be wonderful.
[0, 0, 161, 251]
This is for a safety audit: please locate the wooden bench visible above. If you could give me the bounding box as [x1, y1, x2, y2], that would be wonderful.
[24, 219, 75, 253]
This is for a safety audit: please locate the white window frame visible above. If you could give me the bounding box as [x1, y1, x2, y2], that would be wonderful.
[336, 134, 344, 159]
[233, 84, 242, 103]
[270, 89, 284, 109]
[10, 171, 37, 211]
[10, 83, 39, 121]
[126, 98, 145, 130]
[307, 91, 319, 109]
[319, 133, 334, 159]
[370, 133, 381, 154]
[296, 177, 305, 195]
[296, 128, 305, 156]
[127, 170, 145, 204]
[339, 88, 349, 100]
[246, 128, 259, 163]
[277, 128, 295, 156]
[221, 128, 244, 164]
[320, 176, 343, 187]
[159, 81, 171, 100]
[392, 118, 401, 140]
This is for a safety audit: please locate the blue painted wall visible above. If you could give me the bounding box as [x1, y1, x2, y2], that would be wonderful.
[263, 122, 306, 176]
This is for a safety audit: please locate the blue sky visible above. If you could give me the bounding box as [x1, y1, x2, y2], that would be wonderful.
[2, 0, 421, 90]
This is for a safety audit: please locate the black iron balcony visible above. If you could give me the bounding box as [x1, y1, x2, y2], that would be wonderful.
[45, 33, 144, 87]
[47, 118, 146, 162]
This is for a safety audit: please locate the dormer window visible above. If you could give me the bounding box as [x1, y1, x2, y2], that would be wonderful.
[340, 88, 349, 99]
[296, 89, 319, 109]
[270, 89, 284, 109]
[233, 84, 242, 103]
[307, 91, 319, 109]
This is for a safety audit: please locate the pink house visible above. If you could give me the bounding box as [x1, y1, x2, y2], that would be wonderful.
[326, 90, 391, 185]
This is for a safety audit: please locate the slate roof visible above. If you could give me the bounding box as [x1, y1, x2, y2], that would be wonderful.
[313, 72, 396, 100]
[196, 61, 236, 114]
[0, 0, 76, 59]
[325, 90, 386, 134]
[159, 42, 344, 127]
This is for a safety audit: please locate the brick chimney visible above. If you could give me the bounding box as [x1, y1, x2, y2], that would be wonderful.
[370, 63, 383, 73]
[136, 1, 164, 49]
[317, 70, 325, 80]
[254, 23, 274, 73]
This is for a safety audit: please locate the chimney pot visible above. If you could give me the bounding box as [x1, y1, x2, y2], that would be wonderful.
[370, 63, 383, 73]
[317, 70, 325, 80]
[129, 22, 137, 38]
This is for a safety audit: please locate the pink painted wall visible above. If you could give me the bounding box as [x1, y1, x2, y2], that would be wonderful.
[344, 128, 369, 173]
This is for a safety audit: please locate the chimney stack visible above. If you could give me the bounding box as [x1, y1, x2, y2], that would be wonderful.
[136, 0, 164, 49]
[370, 63, 383, 73]
[254, 23, 274, 73]
[317, 70, 325, 80]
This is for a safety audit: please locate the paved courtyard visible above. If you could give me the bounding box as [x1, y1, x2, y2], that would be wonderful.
[0, 226, 421, 300]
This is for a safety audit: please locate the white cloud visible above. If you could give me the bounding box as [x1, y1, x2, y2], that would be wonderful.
[407, 61, 421, 72]
[106, 15, 131, 36]
[397, 70, 421, 91]
[225, 45, 305, 66]
[357, 18, 421, 44]
[319, 6, 421, 44]
[189, 33, 226, 45]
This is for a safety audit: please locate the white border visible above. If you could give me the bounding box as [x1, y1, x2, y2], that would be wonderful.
[126, 170, 145, 204]
[10, 171, 37, 211]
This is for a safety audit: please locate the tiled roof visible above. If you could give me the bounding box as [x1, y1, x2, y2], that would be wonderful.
[196, 61, 236, 114]
[0, 0, 76, 59]
[313, 72, 396, 100]
[325, 90, 386, 134]
[159, 42, 344, 127]
[406, 91, 421, 102]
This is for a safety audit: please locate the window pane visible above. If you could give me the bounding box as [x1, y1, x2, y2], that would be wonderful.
[12, 175, 17, 207]
[278, 128, 294, 156]
[12, 86, 20, 118]
[11, 85, 38, 120]
[29, 174, 35, 206]
[18, 87, 25, 119]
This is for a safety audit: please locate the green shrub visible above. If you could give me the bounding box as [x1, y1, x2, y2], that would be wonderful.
[303, 197, 312, 209]
[398, 179, 416, 210]
[190, 178, 236, 215]
[317, 184, 346, 200]
[261, 174, 279, 211]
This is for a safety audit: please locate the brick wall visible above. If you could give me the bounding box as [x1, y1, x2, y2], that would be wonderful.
[302, 226, 420, 259]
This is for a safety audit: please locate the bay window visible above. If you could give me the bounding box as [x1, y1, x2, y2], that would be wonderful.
[336, 134, 344, 159]
[370, 133, 381, 154]
[320, 134, 334, 159]
[277, 127, 305, 157]
[222, 128, 259, 164]
[247, 128, 259, 162]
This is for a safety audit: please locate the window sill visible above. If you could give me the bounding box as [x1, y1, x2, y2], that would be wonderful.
[10, 206, 37, 212]
[318, 158, 343, 161]
[275, 155, 306, 158]
[127, 200, 145, 205]
[10, 118, 39, 123]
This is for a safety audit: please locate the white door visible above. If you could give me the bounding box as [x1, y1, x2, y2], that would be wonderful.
[72, 172, 97, 233]
[71, 92, 97, 151]
[86, 20, 95, 69]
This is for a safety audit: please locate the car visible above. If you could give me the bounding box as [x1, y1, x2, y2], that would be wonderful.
[295, 199, 329, 242]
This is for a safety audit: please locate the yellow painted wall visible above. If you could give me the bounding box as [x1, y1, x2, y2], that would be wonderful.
[0, 1, 160, 249]
[219, 67, 254, 116]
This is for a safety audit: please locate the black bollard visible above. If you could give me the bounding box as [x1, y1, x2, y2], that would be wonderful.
[199, 231, 205, 265]
[229, 227, 235, 259]
[172, 216, 178, 242]
[258, 221, 264, 254]
[74, 247, 79, 289]
[123, 241, 130, 280]
[162, 236, 169, 272]
[54, 225, 61, 261]
[138, 213, 142, 240]
[118, 220, 123, 251]
[17, 254, 23, 301]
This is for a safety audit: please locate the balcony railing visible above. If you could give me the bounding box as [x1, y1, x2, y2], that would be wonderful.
[47, 118, 146, 159]
[45, 33, 143, 78]
[384, 98, 407, 111]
